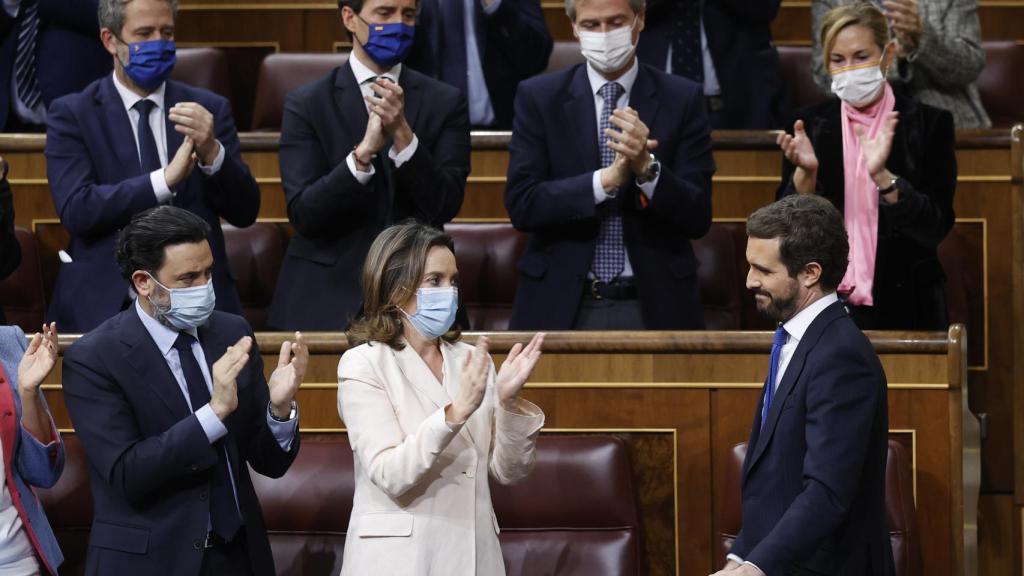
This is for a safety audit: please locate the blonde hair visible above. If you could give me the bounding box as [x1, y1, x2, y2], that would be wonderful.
[346, 221, 461, 350]
[820, 2, 890, 68]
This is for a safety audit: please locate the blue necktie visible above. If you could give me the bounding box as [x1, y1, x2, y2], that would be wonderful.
[761, 326, 788, 430]
[133, 99, 162, 174]
[591, 81, 626, 283]
[172, 333, 241, 541]
[14, 0, 42, 111]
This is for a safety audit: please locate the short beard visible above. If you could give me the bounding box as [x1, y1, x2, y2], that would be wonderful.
[755, 286, 800, 324]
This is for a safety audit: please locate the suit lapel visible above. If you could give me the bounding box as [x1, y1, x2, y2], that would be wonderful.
[742, 301, 847, 482]
[564, 65, 600, 173]
[393, 344, 452, 412]
[120, 308, 192, 420]
[97, 77, 144, 177]
[399, 67, 424, 135]
[333, 63, 370, 150]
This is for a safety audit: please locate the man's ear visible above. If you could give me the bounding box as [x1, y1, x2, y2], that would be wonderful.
[800, 262, 823, 289]
[100, 28, 119, 57]
[132, 270, 154, 298]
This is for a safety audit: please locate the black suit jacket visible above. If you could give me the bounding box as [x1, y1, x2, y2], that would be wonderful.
[0, 178, 18, 281]
[731, 301, 894, 575]
[407, 0, 552, 129]
[269, 62, 469, 330]
[637, 0, 789, 129]
[61, 309, 299, 576]
[778, 92, 956, 330]
[505, 62, 714, 329]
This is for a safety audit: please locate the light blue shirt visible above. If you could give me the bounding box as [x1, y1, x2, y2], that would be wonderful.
[463, 0, 499, 126]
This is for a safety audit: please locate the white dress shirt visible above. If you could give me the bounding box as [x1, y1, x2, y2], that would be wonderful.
[134, 299, 297, 521]
[111, 72, 225, 204]
[726, 291, 840, 571]
[463, 0, 500, 126]
[345, 52, 420, 184]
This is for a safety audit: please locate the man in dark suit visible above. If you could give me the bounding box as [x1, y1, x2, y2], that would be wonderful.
[62, 206, 306, 576]
[0, 0, 111, 132]
[714, 194, 893, 576]
[636, 0, 789, 129]
[45, 0, 259, 333]
[406, 0, 552, 129]
[505, 0, 714, 330]
[270, 0, 469, 331]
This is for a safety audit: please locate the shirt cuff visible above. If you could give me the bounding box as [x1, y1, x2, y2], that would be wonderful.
[196, 404, 228, 443]
[388, 135, 419, 168]
[592, 170, 613, 204]
[744, 561, 765, 575]
[266, 403, 298, 452]
[346, 152, 376, 185]
[636, 171, 659, 200]
[150, 169, 173, 204]
[197, 140, 226, 175]
[482, 0, 501, 15]
[726, 554, 744, 565]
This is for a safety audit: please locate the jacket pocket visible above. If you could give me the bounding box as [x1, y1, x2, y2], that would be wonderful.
[90, 521, 150, 554]
[357, 512, 414, 538]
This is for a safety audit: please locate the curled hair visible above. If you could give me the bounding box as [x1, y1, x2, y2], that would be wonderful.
[115, 206, 210, 282]
[820, 2, 890, 70]
[347, 221, 460, 350]
[746, 195, 849, 291]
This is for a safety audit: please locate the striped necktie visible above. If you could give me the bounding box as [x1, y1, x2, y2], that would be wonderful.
[14, 0, 42, 111]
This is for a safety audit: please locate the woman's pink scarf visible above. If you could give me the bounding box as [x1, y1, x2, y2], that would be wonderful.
[837, 82, 895, 306]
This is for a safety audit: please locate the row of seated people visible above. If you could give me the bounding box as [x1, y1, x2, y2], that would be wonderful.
[0, 0, 1005, 133]
[0, 219, 982, 335]
[17, 428, 924, 575]
[0, 0, 996, 336]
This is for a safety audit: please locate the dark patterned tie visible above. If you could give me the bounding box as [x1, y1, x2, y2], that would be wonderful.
[761, 326, 789, 430]
[439, 0, 469, 95]
[173, 333, 241, 541]
[133, 100, 162, 174]
[672, 0, 703, 84]
[14, 0, 42, 111]
[591, 81, 626, 283]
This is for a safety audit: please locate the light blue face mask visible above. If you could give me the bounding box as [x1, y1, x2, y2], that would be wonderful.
[148, 274, 216, 330]
[402, 287, 459, 340]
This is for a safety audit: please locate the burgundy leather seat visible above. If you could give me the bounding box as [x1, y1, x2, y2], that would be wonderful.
[717, 439, 921, 576]
[777, 46, 827, 112]
[250, 53, 350, 131]
[170, 47, 231, 99]
[222, 223, 291, 331]
[0, 226, 46, 332]
[977, 41, 1024, 128]
[546, 40, 585, 74]
[36, 435, 93, 576]
[445, 222, 528, 331]
[693, 224, 743, 329]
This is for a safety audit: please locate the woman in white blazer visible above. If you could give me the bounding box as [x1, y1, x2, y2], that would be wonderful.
[337, 222, 545, 576]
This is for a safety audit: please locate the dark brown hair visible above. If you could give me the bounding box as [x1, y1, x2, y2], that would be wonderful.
[346, 221, 460, 349]
[746, 194, 849, 291]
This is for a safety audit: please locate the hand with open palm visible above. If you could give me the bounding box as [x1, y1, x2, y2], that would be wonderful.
[856, 111, 899, 178]
[496, 333, 545, 410]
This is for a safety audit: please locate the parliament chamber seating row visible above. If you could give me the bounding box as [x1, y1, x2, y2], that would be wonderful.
[0, 220, 982, 337]
[169, 41, 1023, 132]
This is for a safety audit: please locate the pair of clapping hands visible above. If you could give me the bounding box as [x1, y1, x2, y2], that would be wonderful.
[445, 333, 545, 426]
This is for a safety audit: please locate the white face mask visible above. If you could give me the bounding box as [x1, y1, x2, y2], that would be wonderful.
[830, 61, 886, 107]
[576, 18, 638, 74]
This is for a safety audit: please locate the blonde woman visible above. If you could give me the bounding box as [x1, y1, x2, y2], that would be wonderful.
[337, 221, 545, 575]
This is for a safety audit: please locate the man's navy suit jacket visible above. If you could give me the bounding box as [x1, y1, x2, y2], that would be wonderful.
[45, 76, 259, 333]
[505, 62, 714, 329]
[732, 301, 895, 575]
[61, 309, 299, 576]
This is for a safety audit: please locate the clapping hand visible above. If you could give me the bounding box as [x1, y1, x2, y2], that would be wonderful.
[776, 120, 819, 174]
[210, 336, 252, 420]
[883, 0, 922, 56]
[855, 111, 899, 179]
[496, 333, 544, 410]
[268, 332, 308, 419]
[17, 323, 58, 393]
[446, 336, 492, 426]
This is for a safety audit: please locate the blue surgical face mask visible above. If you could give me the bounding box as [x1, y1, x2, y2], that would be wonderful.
[148, 274, 216, 330]
[118, 38, 176, 91]
[357, 16, 415, 69]
[402, 287, 459, 340]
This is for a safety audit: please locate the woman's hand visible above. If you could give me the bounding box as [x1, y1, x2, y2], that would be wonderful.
[777, 120, 819, 174]
[17, 323, 58, 394]
[857, 111, 899, 180]
[496, 333, 545, 410]
[446, 336, 491, 426]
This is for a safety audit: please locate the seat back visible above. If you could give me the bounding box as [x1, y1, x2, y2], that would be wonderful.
[36, 435, 94, 576]
[977, 41, 1024, 128]
[170, 47, 231, 99]
[491, 435, 643, 576]
[0, 227, 46, 332]
[777, 46, 827, 112]
[251, 53, 350, 131]
[546, 41, 585, 74]
[717, 439, 921, 576]
[222, 223, 291, 331]
[444, 223, 528, 331]
[693, 224, 743, 329]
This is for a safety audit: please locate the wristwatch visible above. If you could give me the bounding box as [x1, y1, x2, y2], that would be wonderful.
[636, 153, 661, 185]
[270, 401, 297, 422]
[877, 175, 899, 194]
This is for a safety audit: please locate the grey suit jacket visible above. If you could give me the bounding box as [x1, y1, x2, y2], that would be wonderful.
[811, 0, 990, 128]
